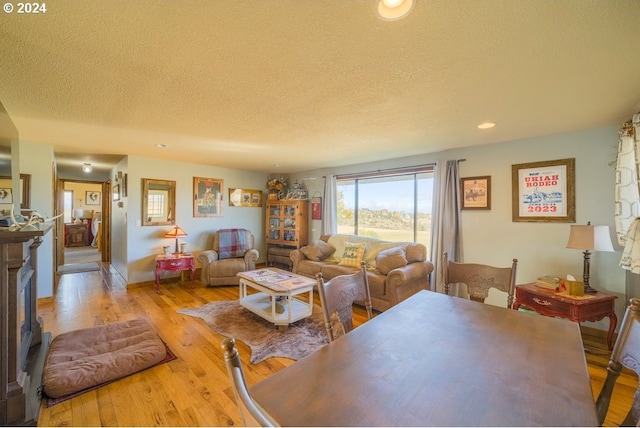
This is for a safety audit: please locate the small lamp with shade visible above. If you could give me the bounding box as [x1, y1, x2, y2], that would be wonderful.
[566, 222, 615, 294]
[165, 225, 187, 254]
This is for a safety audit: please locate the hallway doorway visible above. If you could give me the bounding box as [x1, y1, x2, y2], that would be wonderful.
[57, 179, 110, 275]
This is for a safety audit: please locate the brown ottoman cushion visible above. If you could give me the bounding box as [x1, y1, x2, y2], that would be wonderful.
[42, 318, 167, 399]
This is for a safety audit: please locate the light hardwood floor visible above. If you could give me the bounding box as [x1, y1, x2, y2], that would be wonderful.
[37, 264, 636, 427]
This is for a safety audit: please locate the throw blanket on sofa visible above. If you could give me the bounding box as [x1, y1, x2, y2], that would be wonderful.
[218, 228, 247, 259]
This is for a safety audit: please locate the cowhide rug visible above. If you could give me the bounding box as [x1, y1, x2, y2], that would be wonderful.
[177, 300, 329, 364]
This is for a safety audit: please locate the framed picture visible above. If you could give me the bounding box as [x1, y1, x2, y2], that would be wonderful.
[0, 188, 12, 204]
[461, 176, 491, 210]
[0, 174, 30, 208]
[113, 184, 120, 201]
[122, 173, 128, 197]
[512, 158, 575, 222]
[229, 188, 263, 207]
[86, 191, 101, 205]
[193, 177, 223, 217]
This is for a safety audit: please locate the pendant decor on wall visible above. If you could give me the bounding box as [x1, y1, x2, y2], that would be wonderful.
[311, 193, 322, 220]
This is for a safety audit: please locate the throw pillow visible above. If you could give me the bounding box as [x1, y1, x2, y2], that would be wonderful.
[300, 240, 335, 261]
[338, 242, 366, 268]
[376, 246, 408, 274]
[364, 241, 399, 270]
[405, 243, 426, 263]
[326, 234, 371, 263]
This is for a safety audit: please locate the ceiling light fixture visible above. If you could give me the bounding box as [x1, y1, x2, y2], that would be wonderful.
[478, 122, 496, 129]
[82, 163, 93, 173]
[155, 144, 167, 148]
[376, 0, 415, 21]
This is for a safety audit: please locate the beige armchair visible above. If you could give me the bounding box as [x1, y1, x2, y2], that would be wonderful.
[197, 229, 259, 286]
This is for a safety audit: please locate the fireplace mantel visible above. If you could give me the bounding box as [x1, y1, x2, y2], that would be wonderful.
[0, 223, 52, 425]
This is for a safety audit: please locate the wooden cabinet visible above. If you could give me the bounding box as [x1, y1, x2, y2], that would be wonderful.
[65, 223, 89, 247]
[265, 200, 308, 269]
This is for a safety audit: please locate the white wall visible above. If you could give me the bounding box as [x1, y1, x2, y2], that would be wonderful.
[292, 126, 622, 330]
[64, 181, 102, 216]
[124, 155, 268, 284]
[19, 141, 55, 298]
[110, 157, 129, 280]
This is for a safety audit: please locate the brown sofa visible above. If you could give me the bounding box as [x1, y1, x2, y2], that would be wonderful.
[290, 234, 434, 311]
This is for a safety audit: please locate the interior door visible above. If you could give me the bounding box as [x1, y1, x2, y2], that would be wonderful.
[55, 178, 64, 266]
[102, 181, 111, 263]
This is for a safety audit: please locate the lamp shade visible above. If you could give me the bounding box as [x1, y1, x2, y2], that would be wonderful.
[165, 226, 187, 253]
[164, 226, 187, 239]
[566, 223, 614, 252]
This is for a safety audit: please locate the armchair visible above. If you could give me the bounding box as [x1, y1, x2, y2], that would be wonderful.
[197, 229, 259, 286]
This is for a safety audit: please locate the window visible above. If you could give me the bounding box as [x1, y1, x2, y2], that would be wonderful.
[63, 190, 73, 223]
[147, 193, 166, 219]
[336, 166, 434, 248]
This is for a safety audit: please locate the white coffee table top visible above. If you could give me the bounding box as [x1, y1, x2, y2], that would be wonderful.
[237, 268, 315, 292]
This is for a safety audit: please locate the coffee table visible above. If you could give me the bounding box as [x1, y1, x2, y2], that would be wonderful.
[237, 268, 316, 328]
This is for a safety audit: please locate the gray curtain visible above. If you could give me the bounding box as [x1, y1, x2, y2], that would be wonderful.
[322, 175, 337, 235]
[430, 160, 463, 294]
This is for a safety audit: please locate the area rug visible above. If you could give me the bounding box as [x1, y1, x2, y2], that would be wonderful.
[177, 300, 329, 364]
[43, 341, 176, 407]
[57, 262, 100, 274]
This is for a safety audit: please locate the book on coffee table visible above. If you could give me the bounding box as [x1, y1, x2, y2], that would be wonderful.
[238, 268, 315, 291]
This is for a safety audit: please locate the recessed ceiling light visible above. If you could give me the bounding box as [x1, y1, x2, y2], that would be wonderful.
[155, 144, 167, 148]
[478, 122, 496, 129]
[376, 0, 415, 21]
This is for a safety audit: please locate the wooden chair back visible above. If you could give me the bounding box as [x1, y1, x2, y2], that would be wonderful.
[221, 338, 278, 427]
[443, 252, 518, 308]
[596, 298, 640, 426]
[316, 261, 373, 342]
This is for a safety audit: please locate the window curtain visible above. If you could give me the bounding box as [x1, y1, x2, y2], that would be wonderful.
[616, 114, 640, 246]
[322, 174, 337, 235]
[616, 113, 640, 272]
[429, 160, 463, 293]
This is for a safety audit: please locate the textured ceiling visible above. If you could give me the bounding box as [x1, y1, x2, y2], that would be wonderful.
[1, 0, 640, 177]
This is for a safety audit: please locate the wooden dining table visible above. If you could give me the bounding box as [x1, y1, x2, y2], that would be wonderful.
[250, 289, 598, 427]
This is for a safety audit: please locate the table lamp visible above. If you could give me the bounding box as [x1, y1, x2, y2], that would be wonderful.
[73, 209, 84, 224]
[165, 225, 187, 254]
[566, 222, 614, 294]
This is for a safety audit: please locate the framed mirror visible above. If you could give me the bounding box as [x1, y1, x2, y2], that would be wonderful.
[0, 173, 30, 209]
[142, 178, 176, 226]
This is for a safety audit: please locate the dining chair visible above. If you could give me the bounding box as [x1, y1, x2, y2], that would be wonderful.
[443, 252, 518, 308]
[221, 338, 278, 427]
[595, 298, 640, 426]
[316, 260, 373, 342]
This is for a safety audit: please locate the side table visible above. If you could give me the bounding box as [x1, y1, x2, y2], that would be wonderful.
[155, 254, 195, 294]
[513, 283, 618, 350]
